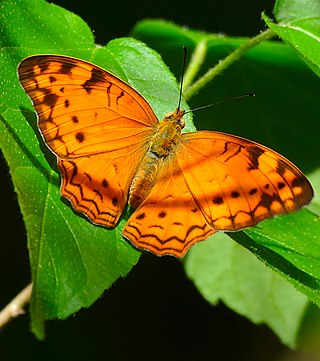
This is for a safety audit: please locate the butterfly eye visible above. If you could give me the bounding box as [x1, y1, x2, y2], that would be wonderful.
[179, 118, 186, 129]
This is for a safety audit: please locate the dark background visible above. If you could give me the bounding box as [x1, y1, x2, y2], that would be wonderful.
[54, 0, 275, 43]
[1, 0, 313, 360]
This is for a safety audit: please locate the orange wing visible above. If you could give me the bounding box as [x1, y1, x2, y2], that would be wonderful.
[123, 130, 313, 257]
[18, 55, 157, 226]
[122, 155, 216, 257]
[179, 131, 313, 231]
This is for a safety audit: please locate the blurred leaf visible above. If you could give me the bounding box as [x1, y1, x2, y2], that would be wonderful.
[298, 303, 320, 354]
[274, 0, 320, 22]
[233, 210, 320, 305]
[185, 233, 308, 347]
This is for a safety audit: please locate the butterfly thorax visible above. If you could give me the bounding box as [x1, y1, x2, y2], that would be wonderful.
[128, 108, 185, 209]
[149, 108, 185, 156]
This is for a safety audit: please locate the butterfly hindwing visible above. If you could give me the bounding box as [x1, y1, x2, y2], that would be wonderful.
[122, 155, 216, 257]
[58, 151, 145, 228]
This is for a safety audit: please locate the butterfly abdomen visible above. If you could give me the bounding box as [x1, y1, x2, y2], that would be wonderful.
[129, 151, 164, 209]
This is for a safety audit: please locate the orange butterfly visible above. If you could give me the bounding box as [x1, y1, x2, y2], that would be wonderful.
[17, 55, 313, 257]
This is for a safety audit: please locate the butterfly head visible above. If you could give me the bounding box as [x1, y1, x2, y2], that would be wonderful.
[164, 108, 186, 130]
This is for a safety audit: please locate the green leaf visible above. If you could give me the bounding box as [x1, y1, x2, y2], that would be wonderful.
[274, 0, 320, 22]
[234, 209, 320, 305]
[0, 0, 187, 338]
[264, 0, 320, 76]
[185, 233, 308, 347]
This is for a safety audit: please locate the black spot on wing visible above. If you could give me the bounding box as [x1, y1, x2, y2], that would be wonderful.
[116, 90, 125, 106]
[292, 177, 305, 188]
[43, 92, 58, 107]
[259, 191, 281, 210]
[136, 212, 145, 220]
[247, 147, 264, 171]
[49, 76, 57, 83]
[38, 62, 49, 72]
[276, 161, 286, 176]
[213, 196, 224, 205]
[231, 191, 240, 198]
[59, 62, 77, 75]
[82, 68, 106, 94]
[220, 142, 242, 162]
[76, 132, 85, 142]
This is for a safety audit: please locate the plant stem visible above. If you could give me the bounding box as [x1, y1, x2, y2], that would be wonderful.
[183, 39, 208, 92]
[184, 28, 276, 101]
[0, 283, 32, 329]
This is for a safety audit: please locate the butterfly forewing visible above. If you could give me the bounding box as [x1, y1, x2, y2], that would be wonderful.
[178, 131, 313, 231]
[18, 55, 157, 158]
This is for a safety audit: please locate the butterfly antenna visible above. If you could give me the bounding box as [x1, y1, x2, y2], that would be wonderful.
[184, 93, 255, 114]
[177, 46, 187, 111]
